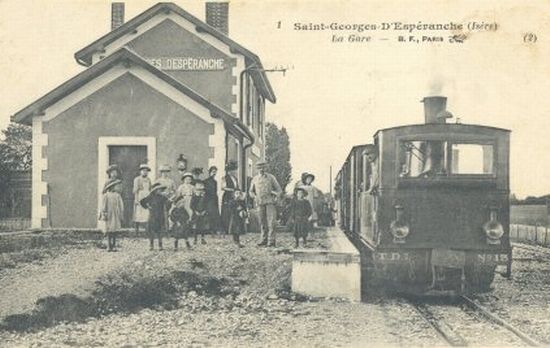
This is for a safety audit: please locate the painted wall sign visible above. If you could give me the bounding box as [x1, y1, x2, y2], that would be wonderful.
[145, 57, 225, 71]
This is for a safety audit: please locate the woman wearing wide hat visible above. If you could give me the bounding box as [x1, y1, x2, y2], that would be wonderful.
[133, 163, 152, 233]
[221, 161, 239, 235]
[204, 166, 221, 234]
[103, 164, 121, 193]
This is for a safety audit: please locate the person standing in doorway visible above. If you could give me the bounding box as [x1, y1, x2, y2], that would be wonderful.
[249, 161, 282, 247]
[133, 164, 152, 233]
[221, 161, 239, 235]
[204, 166, 221, 235]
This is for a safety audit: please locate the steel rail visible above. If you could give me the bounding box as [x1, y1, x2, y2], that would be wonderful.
[460, 295, 540, 347]
[406, 298, 468, 347]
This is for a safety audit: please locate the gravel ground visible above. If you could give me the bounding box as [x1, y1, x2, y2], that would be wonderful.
[0, 229, 443, 347]
[5, 229, 548, 347]
[474, 243, 550, 345]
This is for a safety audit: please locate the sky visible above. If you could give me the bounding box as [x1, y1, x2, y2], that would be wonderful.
[1, 0, 550, 198]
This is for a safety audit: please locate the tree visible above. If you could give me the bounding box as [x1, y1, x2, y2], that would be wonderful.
[265, 122, 292, 192]
[0, 123, 32, 217]
[0, 123, 32, 171]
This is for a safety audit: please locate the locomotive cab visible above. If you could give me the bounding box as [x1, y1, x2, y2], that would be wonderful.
[341, 96, 511, 293]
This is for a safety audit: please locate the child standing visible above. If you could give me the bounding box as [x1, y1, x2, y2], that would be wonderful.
[140, 183, 170, 251]
[290, 187, 313, 248]
[191, 182, 209, 244]
[170, 197, 192, 250]
[229, 189, 248, 247]
[100, 178, 124, 252]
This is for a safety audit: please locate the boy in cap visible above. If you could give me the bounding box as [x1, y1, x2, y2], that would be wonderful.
[140, 183, 170, 251]
[290, 187, 313, 248]
[191, 181, 209, 244]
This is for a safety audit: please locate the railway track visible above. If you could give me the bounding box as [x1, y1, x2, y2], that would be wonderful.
[406, 295, 540, 346]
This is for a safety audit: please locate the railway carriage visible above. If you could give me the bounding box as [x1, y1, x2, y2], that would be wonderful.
[337, 96, 512, 292]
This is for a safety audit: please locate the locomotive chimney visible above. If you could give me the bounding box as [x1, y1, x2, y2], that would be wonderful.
[421, 96, 452, 124]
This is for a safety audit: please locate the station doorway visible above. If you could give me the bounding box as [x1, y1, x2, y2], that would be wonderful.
[108, 145, 148, 227]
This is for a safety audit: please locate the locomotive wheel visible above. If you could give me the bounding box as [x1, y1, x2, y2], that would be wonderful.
[465, 264, 496, 292]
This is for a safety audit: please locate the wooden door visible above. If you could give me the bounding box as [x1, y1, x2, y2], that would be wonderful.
[108, 146, 148, 227]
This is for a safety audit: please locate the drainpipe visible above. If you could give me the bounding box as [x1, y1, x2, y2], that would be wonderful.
[239, 65, 258, 192]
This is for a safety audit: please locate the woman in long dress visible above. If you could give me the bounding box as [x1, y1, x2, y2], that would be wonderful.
[204, 166, 221, 234]
[221, 161, 239, 235]
[133, 164, 152, 233]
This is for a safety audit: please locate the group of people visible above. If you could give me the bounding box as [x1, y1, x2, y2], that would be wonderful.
[99, 159, 318, 251]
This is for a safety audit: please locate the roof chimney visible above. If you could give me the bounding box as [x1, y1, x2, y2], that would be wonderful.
[111, 2, 125, 31]
[421, 96, 452, 124]
[205, 2, 229, 35]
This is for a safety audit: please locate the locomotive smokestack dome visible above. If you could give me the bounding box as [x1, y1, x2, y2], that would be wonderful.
[422, 96, 452, 124]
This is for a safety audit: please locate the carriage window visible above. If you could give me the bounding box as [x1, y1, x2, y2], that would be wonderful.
[400, 140, 494, 178]
[451, 144, 494, 174]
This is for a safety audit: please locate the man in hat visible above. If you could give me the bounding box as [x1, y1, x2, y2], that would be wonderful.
[133, 164, 152, 233]
[249, 161, 282, 247]
[156, 165, 176, 233]
[140, 182, 169, 251]
[364, 144, 379, 194]
[221, 161, 239, 235]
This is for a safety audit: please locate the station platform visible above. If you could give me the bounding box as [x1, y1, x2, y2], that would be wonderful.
[291, 227, 361, 301]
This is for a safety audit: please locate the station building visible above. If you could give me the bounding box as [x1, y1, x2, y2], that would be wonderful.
[12, 2, 276, 229]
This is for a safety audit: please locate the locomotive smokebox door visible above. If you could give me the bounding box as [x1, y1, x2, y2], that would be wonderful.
[431, 248, 466, 269]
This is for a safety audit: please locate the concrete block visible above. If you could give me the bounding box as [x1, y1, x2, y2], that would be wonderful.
[291, 227, 361, 301]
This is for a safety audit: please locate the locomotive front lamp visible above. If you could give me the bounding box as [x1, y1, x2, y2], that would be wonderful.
[390, 204, 410, 243]
[483, 206, 504, 244]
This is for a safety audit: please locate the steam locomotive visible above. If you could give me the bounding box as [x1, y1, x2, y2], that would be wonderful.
[335, 96, 512, 292]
